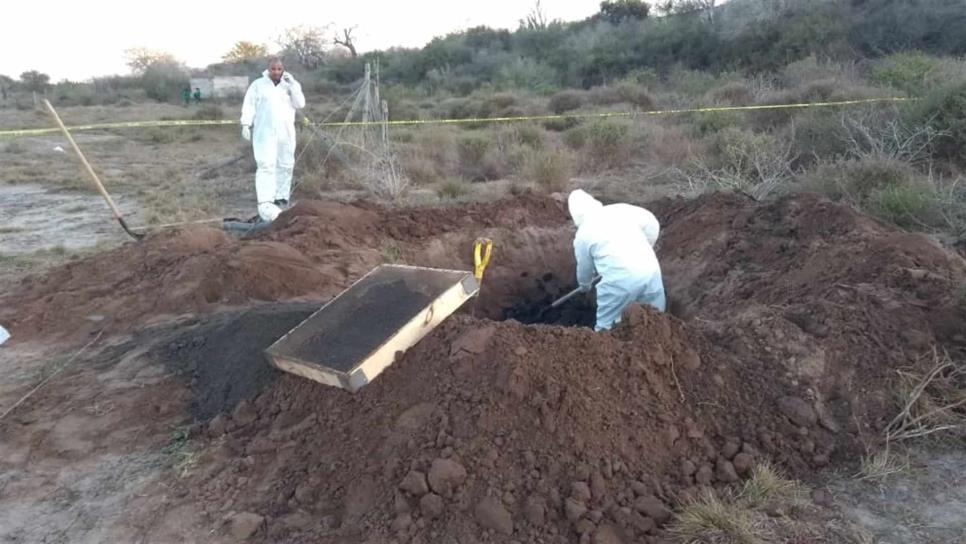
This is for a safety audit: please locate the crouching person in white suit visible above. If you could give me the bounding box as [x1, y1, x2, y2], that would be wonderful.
[568, 189, 666, 331]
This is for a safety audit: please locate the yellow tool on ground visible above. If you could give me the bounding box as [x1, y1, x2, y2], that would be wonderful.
[473, 238, 493, 284]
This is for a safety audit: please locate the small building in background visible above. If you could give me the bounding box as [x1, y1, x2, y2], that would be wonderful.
[189, 76, 249, 99]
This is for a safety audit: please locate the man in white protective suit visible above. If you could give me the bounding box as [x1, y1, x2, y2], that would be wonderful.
[240, 57, 306, 222]
[568, 189, 666, 331]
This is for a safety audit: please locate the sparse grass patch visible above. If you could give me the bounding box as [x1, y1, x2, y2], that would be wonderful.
[162, 426, 200, 478]
[146, 128, 177, 145]
[436, 178, 471, 200]
[3, 140, 27, 154]
[191, 105, 224, 121]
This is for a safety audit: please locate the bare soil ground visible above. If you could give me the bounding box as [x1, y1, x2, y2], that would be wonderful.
[2, 102, 965, 543]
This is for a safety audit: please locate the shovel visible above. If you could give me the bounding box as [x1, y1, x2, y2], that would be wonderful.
[537, 275, 602, 320]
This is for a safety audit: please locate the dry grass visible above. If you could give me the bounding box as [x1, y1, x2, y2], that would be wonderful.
[522, 147, 572, 192]
[739, 463, 808, 509]
[887, 348, 966, 442]
[669, 489, 760, 544]
[856, 447, 910, 482]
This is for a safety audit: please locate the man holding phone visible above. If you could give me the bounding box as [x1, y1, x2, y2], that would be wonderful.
[240, 57, 306, 222]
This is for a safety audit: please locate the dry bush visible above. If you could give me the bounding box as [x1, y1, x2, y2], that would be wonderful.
[399, 152, 443, 185]
[522, 147, 572, 192]
[887, 349, 966, 443]
[707, 81, 755, 107]
[548, 90, 585, 114]
[684, 127, 796, 199]
[641, 122, 697, 167]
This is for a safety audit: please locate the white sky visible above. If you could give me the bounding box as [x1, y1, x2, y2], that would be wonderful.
[2, 0, 604, 82]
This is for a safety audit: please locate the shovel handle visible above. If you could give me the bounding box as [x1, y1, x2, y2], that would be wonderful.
[550, 275, 602, 308]
[44, 100, 142, 240]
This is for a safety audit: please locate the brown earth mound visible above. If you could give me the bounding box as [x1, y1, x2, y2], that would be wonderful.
[5, 191, 966, 543]
[0, 192, 570, 341]
[177, 193, 966, 542]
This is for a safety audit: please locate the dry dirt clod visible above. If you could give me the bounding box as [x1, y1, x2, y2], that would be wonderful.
[428, 459, 467, 496]
[475, 495, 513, 535]
[420, 493, 445, 519]
[399, 470, 430, 496]
[228, 512, 264, 540]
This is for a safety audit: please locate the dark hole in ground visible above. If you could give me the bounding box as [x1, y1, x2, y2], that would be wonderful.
[501, 271, 596, 327]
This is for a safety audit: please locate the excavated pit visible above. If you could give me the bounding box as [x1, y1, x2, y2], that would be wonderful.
[500, 272, 596, 327]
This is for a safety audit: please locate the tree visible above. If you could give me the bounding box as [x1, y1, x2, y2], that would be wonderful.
[19, 70, 50, 93]
[658, 0, 717, 22]
[521, 0, 551, 29]
[599, 0, 650, 23]
[333, 27, 358, 58]
[124, 47, 178, 74]
[222, 41, 269, 62]
[276, 25, 329, 69]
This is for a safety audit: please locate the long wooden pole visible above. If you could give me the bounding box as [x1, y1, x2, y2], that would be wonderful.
[44, 99, 142, 240]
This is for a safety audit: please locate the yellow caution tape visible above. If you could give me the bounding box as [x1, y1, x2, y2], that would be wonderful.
[0, 97, 914, 138]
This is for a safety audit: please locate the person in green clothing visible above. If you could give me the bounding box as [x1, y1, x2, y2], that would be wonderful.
[181, 86, 191, 106]
[193, 87, 202, 103]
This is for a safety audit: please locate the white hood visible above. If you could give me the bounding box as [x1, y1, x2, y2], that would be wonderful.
[568, 189, 603, 228]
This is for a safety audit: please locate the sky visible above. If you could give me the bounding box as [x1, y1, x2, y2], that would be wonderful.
[2, 0, 605, 82]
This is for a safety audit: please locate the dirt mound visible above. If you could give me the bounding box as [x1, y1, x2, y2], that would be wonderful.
[7, 189, 966, 542]
[149, 192, 966, 542]
[185, 309, 712, 543]
[0, 192, 571, 341]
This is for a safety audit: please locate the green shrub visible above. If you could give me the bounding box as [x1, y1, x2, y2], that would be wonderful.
[868, 182, 939, 229]
[458, 134, 491, 165]
[873, 52, 940, 96]
[548, 90, 584, 114]
[803, 158, 916, 202]
[909, 80, 966, 165]
[141, 62, 189, 103]
[586, 119, 633, 168]
[588, 119, 630, 151]
[514, 124, 546, 148]
[791, 110, 851, 163]
[563, 125, 588, 149]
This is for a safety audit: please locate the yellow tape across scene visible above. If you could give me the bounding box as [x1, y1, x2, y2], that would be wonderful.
[0, 97, 914, 138]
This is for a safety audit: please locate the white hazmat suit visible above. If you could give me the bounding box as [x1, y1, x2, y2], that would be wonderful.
[240, 70, 306, 222]
[568, 189, 666, 331]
